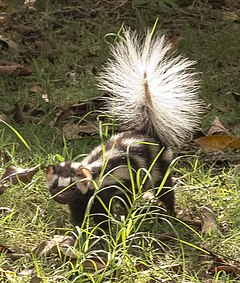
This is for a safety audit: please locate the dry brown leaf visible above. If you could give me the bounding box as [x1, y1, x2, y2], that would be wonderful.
[0, 114, 7, 121]
[134, 262, 149, 271]
[0, 64, 32, 76]
[10, 24, 35, 34]
[154, 232, 175, 242]
[30, 276, 43, 283]
[11, 104, 25, 123]
[0, 164, 43, 194]
[0, 38, 17, 50]
[33, 235, 76, 258]
[83, 256, 107, 272]
[207, 117, 229, 136]
[30, 85, 43, 94]
[0, 149, 10, 164]
[200, 206, 218, 234]
[228, 138, 240, 149]
[29, 85, 49, 102]
[0, 15, 8, 24]
[62, 122, 98, 139]
[222, 11, 239, 22]
[50, 96, 105, 127]
[0, 65, 21, 75]
[35, 40, 59, 58]
[0, 244, 26, 260]
[62, 122, 82, 140]
[215, 264, 240, 275]
[195, 135, 240, 153]
[229, 92, 240, 103]
[177, 217, 202, 227]
[203, 247, 240, 276]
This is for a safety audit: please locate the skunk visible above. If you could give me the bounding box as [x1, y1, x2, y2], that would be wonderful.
[46, 29, 202, 229]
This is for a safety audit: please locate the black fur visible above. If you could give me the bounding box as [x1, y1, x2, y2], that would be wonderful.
[47, 131, 174, 231]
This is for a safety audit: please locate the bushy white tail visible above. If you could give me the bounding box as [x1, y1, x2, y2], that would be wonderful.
[98, 29, 202, 146]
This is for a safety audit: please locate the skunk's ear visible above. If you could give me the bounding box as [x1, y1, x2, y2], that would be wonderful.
[46, 165, 56, 175]
[46, 165, 56, 184]
[75, 167, 92, 179]
[75, 167, 92, 194]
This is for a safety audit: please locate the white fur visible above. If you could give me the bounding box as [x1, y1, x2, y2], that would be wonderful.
[58, 177, 71, 187]
[98, 29, 202, 146]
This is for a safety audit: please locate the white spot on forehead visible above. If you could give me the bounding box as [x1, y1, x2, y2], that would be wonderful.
[59, 162, 82, 169]
[58, 177, 71, 187]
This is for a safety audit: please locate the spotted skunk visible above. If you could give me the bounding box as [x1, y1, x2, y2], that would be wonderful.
[46, 29, 202, 230]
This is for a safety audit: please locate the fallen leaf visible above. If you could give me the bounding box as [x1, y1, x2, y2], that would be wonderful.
[33, 235, 76, 259]
[35, 40, 59, 59]
[83, 256, 107, 272]
[50, 95, 106, 127]
[228, 92, 240, 103]
[29, 85, 43, 94]
[0, 244, 26, 260]
[134, 262, 149, 271]
[62, 122, 82, 140]
[215, 265, 240, 275]
[62, 122, 98, 139]
[155, 232, 175, 242]
[0, 114, 7, 121]
[10, 24, 36, 34]
[207, 117, 229, 136]
[0, 164, 43, 194]
[0, 38, 17, 50]
[222, 11, 239, 22]
[195, 135, 240, 153]
[11, 104, 25, 123]
[33, 234, 108, 271]
[0, 64, 32, 76]
[203, 247, 240, 276]
[29, 85, 49, 102]
[0, 15, 8, 24]
[200, 206, 218, 234]
[177, 217, 202, 227]
[30, 276, 43, 283]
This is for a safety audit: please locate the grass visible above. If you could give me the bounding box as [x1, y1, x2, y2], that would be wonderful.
[1, 0, 240, 282]
[1, 127, 240, 282]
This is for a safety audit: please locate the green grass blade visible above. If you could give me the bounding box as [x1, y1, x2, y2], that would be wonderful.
[1, 120, 31, 150]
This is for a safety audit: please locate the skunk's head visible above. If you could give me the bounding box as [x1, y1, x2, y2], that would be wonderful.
[46, 162, 92, 204]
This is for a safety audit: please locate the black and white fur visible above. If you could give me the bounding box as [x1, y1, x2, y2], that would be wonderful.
[46, 29, 202, 229]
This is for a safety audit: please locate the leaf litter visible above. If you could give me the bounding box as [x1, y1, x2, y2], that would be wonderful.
[0, 163, 43, 194]
[0, 0, 240, 282]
